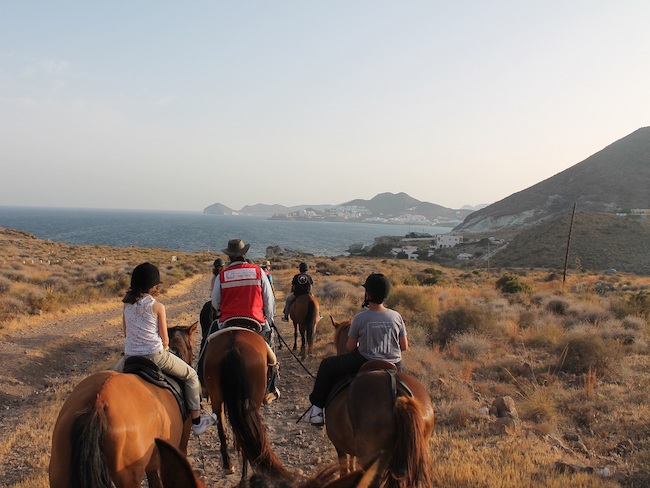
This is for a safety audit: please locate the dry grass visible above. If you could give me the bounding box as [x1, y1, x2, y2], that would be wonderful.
[3, 228, 650, 486]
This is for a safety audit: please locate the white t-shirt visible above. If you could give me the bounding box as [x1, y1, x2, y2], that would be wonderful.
[123, 294, 163, 356]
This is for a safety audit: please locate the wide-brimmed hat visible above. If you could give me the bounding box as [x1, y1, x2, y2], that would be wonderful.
[222, 239, 250, 257]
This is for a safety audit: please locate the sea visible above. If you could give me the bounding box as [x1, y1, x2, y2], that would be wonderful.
[0, 206, 453, 258]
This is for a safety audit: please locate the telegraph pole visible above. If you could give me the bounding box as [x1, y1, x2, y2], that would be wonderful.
[563, 203, 577, 285]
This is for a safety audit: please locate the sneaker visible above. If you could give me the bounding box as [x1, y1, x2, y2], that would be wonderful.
[192, 412, 217, 436]
[263, 387, 281, 405]
[309, 405, 324, 427]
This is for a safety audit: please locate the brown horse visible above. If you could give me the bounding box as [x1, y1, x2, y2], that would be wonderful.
[290, 293, 320, 359]
[49, 322, 199, 488]
[155, 437, 387, 488]
[202, 326, 291, 484]
[326, 318, 435, 488]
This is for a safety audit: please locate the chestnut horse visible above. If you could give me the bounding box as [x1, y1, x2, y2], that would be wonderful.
[326, 318, 435, 488]
[49, 322, 198, 488]
[289, 293, 320, 359]
[202, 326, 291, 484]
[155, 437, 387, 488]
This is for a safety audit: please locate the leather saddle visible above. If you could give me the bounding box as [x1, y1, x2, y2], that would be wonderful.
[123, 355, 190, 420]
[325, 360, 413, 408]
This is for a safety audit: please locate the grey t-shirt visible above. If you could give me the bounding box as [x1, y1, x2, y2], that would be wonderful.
[349, 308, 406, 363]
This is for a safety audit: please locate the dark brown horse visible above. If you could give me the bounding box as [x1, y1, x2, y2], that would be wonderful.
[49, 322, 199, 488]
[202, 326, 291, 484]
[326, 318, 435, 488]
[290, 293, 320, 359]
[155, 437, 387, 488]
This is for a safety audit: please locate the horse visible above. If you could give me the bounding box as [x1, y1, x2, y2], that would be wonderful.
[155, 437, 388, 488]
[326, 318, 435, 488]
[289, 293, 320, 359]
[49, 322, 199, 488]
[202, 323, 291, 484]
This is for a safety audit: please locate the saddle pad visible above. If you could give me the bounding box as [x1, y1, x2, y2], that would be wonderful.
[123, 355, 190, 420]
[206, 327, 277, 365]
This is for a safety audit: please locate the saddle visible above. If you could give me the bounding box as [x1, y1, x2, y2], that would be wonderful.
[222, 316, 262, 332]
[325, 360, 413, 408]
[123, 356, 190, 420]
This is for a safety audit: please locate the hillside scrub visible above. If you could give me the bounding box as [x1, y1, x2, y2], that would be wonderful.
[2, 229, 650, 486]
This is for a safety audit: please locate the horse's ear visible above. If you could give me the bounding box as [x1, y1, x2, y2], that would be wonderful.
[188, 321, 199, 336]
[155, 438, 205, 488]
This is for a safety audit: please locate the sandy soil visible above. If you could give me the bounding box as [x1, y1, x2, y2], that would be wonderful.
[0, 274, 335, 487]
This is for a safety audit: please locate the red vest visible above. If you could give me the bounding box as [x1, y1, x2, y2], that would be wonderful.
[219, 262, 265, 323]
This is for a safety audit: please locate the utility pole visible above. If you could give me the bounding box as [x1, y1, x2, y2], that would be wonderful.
[487, 240, 490, 278]
[563, 203, 577, 285]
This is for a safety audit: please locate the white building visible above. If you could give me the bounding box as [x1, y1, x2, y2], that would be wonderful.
[434, 234, 463, 249]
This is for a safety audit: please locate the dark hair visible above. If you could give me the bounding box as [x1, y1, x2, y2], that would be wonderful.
[299, 262, 309, 272]
[123, 262, 160, 304]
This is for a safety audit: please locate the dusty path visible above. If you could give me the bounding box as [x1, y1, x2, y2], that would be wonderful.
[0, 274, 336, 487]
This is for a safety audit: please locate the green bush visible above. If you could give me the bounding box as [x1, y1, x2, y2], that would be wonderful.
[495, 273, 533, 294]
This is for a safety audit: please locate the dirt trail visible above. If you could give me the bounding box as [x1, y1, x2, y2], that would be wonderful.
[0, 274, 335, 487]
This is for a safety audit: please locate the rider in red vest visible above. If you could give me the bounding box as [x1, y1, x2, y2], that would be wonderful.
[211, 239, 279, 403]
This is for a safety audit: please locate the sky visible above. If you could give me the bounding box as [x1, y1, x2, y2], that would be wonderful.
[1, 1, 649, 212]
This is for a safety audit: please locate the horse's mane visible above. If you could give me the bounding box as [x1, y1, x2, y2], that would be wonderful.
[331, 317, 352, 355]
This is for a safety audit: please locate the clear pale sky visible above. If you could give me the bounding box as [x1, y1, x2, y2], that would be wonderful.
[1, 2, 648, 212]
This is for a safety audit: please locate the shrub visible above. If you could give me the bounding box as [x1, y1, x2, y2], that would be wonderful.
[0, 275, 13, 293]
[546, 298, 569, 316]
[452, 333, 492, 360]
[557, 331, 621, 375]
[495, 273, 532, 294]
[435, 304, 493, 346]
[320, 280, 359, 300]
[622, 315, 647, 331]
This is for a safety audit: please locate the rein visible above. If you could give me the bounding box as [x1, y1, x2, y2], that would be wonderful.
[271, 323, 316, 379]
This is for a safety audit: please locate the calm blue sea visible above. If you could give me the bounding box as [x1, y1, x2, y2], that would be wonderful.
[0, 206, 452, 258]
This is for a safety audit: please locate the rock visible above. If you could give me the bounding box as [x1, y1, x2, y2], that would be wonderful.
[489, 395, 520, 421]
[491, 417, 518, 435]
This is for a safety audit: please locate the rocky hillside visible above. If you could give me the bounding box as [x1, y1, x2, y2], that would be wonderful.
[454, 127, 650, 234]
[492, 212, 650, 275]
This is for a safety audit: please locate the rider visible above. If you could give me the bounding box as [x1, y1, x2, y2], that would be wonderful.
[114, 262, 217, 435]
[281, 261, 313, 322]
[261, 260, 275, 296]
[211, 239, 280, 404]
[305, 273, 408, 426]
[209, 257, 225, 293]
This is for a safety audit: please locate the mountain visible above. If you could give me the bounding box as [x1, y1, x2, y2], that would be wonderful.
[454, 127, 650, 234]
[203, 202, 237, 215]
[342, 192, 472, 222]
[204, 192, 471, 223]
[491, 212, 650, 275]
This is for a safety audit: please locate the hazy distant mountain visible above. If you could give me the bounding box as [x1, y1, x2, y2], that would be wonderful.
[454, 127, 650, 234]
[342, 192, 472, 221]
[203, 202, 237, 215]
[204, 192, 470, 221]
[461, 204, 489, 211]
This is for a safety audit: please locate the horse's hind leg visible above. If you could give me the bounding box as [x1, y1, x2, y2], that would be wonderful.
[215, 403, 235, 474]
[300, 330, 307, 360]
[293, 323, 298, 351]
[145, 468, 162, 488]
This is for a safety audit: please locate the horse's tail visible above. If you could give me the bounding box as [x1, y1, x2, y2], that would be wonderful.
[387, 395, 434, 488]
[305, 297, 317, 346]
[221, 347, 291, 480]
[69, 405, 112, 488]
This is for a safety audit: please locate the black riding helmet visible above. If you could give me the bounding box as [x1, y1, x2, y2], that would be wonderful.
[130, 262, 161, 291]
[362, 273, 391, 304]
[299, 262, 309, 273]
